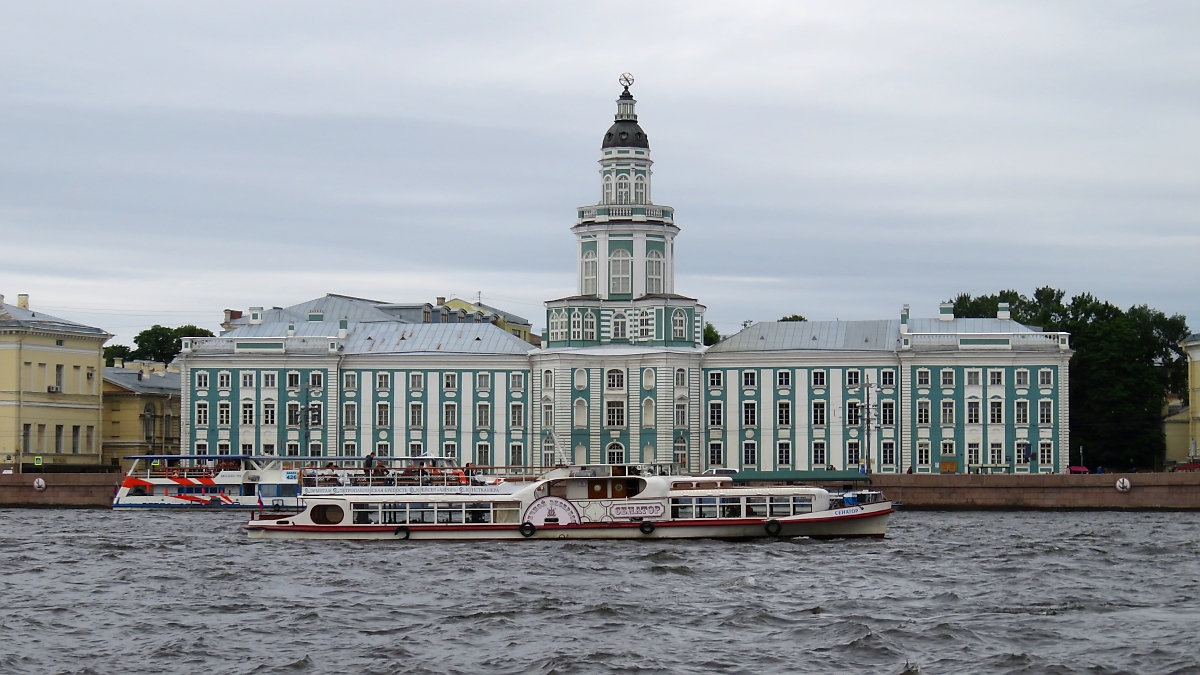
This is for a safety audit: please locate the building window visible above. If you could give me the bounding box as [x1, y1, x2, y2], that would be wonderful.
[263, 373, 276, 388]
[309, 442, 324, 457]
[675, 402, 687, 427]
[287, 372, 300, 389]
[777, 370, 791, 387]
[310, 372, 323, 388]
[444, 442, 458, 459]
[1039, 400, 1053, 425]
[510, 372, 525, 390]
[1039, 370, 1053, 387]
[218, 372, 231, 389]
[542, 370, 553, 390]
[410, 372, 424, 390]
[218, 442, 231, 456]
[376, 402, 390, 427]
[606, 401, 626, 428]
[1016, 441, 1031, 465]
[941, 370, 955, 387]
[777, 401, 791, 427]
[606, 369, 625, 391]
[343, 372, 357, 390]
[916, 369, 930, 387]
[610, 249, 632, 294]
[742, 371, 757, 388]
[286, 442, 299, 456]
[241, 403, 254, 425]
[881, 370, 895, 387]
[241, 372, 255, 388]
[1015, 370, 1029, 387]
[638, 310, 652, 339]
[376, 372, 390, 390]
[882, 441, 895, 466]
[217, 402, 231, 427]
[342, 441, 358, 457]
[846, 370, 861, 387]
[709, 442, 724, 466]
[1015, 400, 1029, 425]
[675, 368, 687, 388]
[196, 372, 209, 389]
[616, 176, 630, 204]
[195, 402, 209, 426]
[812, 401, 826, 426]
[708, 372, 723, 388]
[989, 400, 1003, 424]
[967, 370, 981, 386]
[476, 443, 491, 466]
[409, 403, 423, 427]
[917, 401, 930, 426]
[444, 373, 458, 390]
[196, 442, 208, 455]
[570, 311, 582, 340]
[968, 442, 981, 465]
[409, 442, 422, 456]
[742, 401, 757, 427]
[812, 370, 826, 387]
[777, 441, 791, 466]
[476, 372, 491, 390]
[309, 403, 322, 427]
[941, 441, 955, 456]
[263, 403, 276, 426]
[917, 442, 931, 466]
[672, 310, 687, 340]
[581, 250, 597, 295]
[542, 404, 553, 427]
[607, 442, 625, 464]
[510, 403, 524, 428]
[510, 443, 524, 466]
[634, 176, 646, 204]
[846, 401, 861, 426]
[646, 250, 664, 294]
[848, 441, 861, 466]
[549, 310, 568, 342]
[443, 403, 458, 428]
[742, 441, 757, 466]
[708, 401, 723, 427]
[967, 401, 981, 424]
[813, 442, 827, 467]
[583, 313, 596, 340]
[1039, 441, 1053, 465]
[287, 402, 301, 426]
[941, 401, 955, 425]
[674, 437, 688, 468]
[881, 400, 895, 426]
[612, 312, 627, 340]
[476, 402, 491, 428]
[990, 443, 1003, 465]
[342, 402, 357, 427]
[541, 439, 555, 466]
[989, 370, 1004, 386]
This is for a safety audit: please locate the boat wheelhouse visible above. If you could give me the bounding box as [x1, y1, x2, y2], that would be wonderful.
[113, 455, 304, 510]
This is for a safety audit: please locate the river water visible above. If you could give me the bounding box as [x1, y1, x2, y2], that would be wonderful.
[1, 509, 1197, 675]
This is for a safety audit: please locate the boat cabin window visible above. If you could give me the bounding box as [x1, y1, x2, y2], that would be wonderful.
[345, 501, 520, 526]
[669, 494, 814, 519]
[672, 481, 694, 490]
[695, 481, 718, 490]
[311, 504, 344, 525]
[720, 497, 742, 518]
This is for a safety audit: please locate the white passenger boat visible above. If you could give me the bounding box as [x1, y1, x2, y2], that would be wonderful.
[244, 463, 893, 540]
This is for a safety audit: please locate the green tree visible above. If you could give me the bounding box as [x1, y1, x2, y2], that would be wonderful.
[949, 287, 1190, 470]
[130, 324, 215, 364]
[779, 314, 807, 322]
[103, 344, 134, 367]
[703, 322, 721, 346]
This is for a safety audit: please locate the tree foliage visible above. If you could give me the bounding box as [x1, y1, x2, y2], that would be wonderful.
[779, 314, 808, 322]
[703, 322, 721, 346]
[950, 287, 1190, 470]
[103, 344, 134, 367]
[105, 324, 215, 366]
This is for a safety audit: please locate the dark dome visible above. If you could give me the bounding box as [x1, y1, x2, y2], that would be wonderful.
[601, 120, 649, 149]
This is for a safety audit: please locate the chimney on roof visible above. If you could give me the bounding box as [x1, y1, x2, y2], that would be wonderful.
[221, 309, 243, 332]
[436, 296, 446, 306]
[114, 358, 124, 367]
[17, 294, 29, 310]
[939, 302, 954, 322]
[997, 302, 1011, 320]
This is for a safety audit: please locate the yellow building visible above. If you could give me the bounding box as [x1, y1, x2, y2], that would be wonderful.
[101, 360, 181, 471]
[441, 296, 536, 344]
[1181, 333, 1200, 465]
[0, 294, 110, 472]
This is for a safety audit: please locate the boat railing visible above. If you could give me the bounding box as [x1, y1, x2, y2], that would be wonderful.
[298, 464, 558, 489]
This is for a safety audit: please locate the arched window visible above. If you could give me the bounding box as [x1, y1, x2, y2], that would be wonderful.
[646, 250, 664, 294]
[570, 310, 582, 341]
[581, 250, 597, 296]
[573, 399, 588, 428]
[549, 310, 568, 341]
[672, 309, 688, 340]
[610, 249, 631, 294]
[606, 369, 625, 391]
[634, 176, 646, 204]
[673, 436, 688, 469]
[606, 442, 626, 464]
[603, 176, 613, 205]
[542, 370, 553, 390]
[675, 368, 687, 388]
[612, 312, 627, 340]
[542, 436, 557, 467]
[583, 312, 596, 340]
[638, 310, 652, 339]
[642, 398, 655, 426]
[616, 176, 630, 204]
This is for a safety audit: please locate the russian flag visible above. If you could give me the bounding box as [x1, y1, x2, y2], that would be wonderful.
[256, 484, 264, 510]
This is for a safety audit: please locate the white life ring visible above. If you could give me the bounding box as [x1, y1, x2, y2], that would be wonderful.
[32, 477, 47, 491]
[1115, 477, 1131, 493]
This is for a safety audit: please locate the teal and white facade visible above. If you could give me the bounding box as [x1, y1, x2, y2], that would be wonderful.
[179, 80, 1073, 474]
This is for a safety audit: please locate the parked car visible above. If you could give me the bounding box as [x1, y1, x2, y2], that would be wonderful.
[702, 468, 738, 476]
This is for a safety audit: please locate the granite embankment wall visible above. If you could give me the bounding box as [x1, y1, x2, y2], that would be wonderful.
[0, 472, 122, 508]
[864, 473, 1200, 510]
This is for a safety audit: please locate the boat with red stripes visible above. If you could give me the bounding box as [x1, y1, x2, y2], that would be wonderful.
[112, 455, 304, 510]
[244, 463, 893, 540]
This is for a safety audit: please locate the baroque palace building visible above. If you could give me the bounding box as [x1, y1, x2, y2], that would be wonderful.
[180, 79, 1073, 475]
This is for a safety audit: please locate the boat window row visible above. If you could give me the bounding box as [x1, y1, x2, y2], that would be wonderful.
[670, 495, 812, 519]
[350, 501, 521, 525]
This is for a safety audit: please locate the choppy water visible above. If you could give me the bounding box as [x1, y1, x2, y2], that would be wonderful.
[1, 510, 1198, 675]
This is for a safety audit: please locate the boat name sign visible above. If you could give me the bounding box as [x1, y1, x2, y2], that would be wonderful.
[609, 502, 665, 519]
[524, 497, 581, 526]
[833, 506, 863, 516]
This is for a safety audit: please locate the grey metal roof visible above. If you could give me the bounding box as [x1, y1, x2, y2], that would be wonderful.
[475, 302, 530, 327]
[908, 318, 1041, 334]
[104, 367, 181, 395]
[342, 323, 533, 355]
[229, 294, 404, 328]
[222, 321, 339, 339]
[710, 321, 900, 353]
[0, 302, 110, 337]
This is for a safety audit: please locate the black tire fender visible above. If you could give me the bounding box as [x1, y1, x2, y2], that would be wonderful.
[638, 520, 656, 535]
[765, 519, 783, 537]
[394, 526, 410, 540]
[519, 522, 537, 538]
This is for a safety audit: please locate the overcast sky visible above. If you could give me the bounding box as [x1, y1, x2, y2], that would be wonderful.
[2, 1, 1197, 345]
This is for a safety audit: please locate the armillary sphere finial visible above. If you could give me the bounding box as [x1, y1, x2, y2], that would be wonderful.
[619, 73, 634, 89]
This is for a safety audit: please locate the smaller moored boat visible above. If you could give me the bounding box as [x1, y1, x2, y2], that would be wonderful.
[244, 463, 893, 540]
